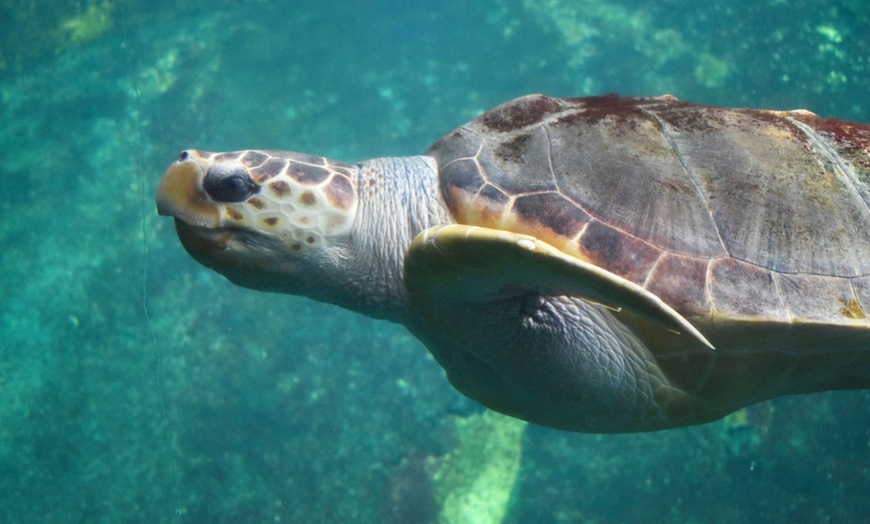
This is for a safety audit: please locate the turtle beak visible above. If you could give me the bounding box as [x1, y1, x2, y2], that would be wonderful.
[156, 152, 221, 228]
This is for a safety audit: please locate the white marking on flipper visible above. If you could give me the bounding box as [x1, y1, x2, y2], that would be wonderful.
[516, 238, 536, 251]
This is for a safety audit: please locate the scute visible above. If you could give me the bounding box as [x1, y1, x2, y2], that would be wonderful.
[576, 220, 660, 284]
[485, 126, 557, 195]
[511, 192, 589, 239]
[478, 95, 567, 132]
[707, 258, 789, 321]
[654, 106, 870, 275]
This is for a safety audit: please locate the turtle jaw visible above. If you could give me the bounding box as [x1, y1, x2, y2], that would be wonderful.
[173, 218, 297, 293]
[173, 219, 234, 260]
[156, 153, 221, 228]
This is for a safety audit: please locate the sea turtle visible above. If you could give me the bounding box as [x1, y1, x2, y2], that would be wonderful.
[157, 94, 870, 432]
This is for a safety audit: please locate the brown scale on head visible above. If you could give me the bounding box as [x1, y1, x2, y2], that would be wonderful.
[156, 149, 360, 256]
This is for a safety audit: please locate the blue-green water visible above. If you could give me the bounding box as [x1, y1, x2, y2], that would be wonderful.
[1, 0, 869, 522]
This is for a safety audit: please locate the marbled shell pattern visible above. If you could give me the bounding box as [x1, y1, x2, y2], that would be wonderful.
[428, 94, 870, 326]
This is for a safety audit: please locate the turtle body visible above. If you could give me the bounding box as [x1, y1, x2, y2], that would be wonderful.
[157, 94, 870, 432]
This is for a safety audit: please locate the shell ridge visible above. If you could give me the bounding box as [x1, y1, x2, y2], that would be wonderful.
[704, 258, 716, 320]
[643, 108, 731, 258]
[725, 254, 870, 278]
[543, 123, 563, 198]
[641, 251, 668, 289]
[770, 272, 796, 323]
[846, 279, 869, 321]
[435, 126, 485, 171]
[786, 116, 870, 219]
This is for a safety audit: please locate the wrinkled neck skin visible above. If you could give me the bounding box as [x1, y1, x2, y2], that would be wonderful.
[330, 155, 454, 323]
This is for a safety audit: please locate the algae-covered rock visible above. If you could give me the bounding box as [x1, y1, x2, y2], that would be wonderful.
[434, 411, 527, 524]
[62, 2, 115, 44]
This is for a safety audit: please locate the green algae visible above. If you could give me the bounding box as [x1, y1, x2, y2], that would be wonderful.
[62, 2, 115, 44]
[517, 0, 732, 94]
[434, 411, 527, 524]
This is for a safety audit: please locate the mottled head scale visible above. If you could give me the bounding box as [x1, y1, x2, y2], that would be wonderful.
[158, 149, 358, 253]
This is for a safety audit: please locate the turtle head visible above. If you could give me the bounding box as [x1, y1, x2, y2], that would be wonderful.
[157, 149, 359, 295]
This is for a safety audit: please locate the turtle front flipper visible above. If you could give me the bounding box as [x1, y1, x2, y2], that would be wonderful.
[405, 224, 713, 349]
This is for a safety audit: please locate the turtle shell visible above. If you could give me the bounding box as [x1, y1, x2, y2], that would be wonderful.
[427, 94, 870, 328]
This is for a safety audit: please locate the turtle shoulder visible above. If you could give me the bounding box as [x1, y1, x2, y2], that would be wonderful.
[426, 94, 870, 331]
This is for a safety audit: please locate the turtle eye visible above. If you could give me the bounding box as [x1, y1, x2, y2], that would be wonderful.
[204, 162, 260, 203]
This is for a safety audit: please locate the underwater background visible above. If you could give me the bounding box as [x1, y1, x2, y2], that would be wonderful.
[1, 0, 869, 522]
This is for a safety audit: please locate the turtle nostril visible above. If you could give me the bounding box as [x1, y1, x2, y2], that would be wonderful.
[179, 150, 190, 161]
